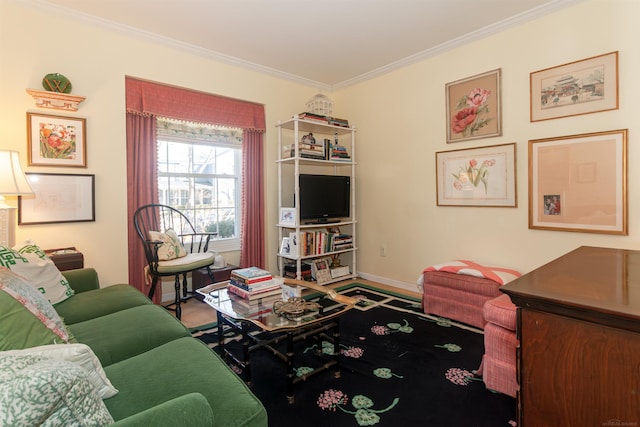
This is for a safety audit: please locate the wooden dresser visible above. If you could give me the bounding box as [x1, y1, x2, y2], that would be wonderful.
[501, 246, 640, 427]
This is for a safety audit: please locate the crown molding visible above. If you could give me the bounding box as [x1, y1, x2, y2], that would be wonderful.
[26, 0, 583, 91]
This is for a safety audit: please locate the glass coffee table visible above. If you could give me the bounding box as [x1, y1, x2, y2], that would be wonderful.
[197, 279, 357, 403]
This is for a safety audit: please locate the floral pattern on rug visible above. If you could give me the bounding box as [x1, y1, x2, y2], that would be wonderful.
[370, 319, 414, 335]
[445, 367, 483, 386]
[317, 389, 399, 426]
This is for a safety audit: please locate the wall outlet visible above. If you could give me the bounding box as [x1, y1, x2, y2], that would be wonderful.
[380, 244, 387, 257]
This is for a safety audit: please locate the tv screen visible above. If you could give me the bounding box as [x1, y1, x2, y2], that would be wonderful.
[299, 174, 350, 223]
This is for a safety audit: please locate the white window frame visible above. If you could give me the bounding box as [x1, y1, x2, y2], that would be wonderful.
[157, 120, 242, 253]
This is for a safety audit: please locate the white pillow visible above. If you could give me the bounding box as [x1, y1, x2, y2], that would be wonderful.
[148, 229, 187, 260]
[1, 241, 74, 305]
[0, 354, 114, 426]
[2, 344, 118, 399]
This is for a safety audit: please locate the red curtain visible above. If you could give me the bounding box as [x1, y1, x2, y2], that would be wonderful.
[240, 129, 265, 268]
[126, 114, 161, 303]
[125, 77, 266, 299]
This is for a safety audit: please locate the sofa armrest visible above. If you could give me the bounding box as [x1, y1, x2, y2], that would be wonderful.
[110, 393, 214, 427]
[61, 268, 100, 294]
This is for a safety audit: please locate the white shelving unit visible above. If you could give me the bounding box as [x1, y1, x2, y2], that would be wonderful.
[276, 115, 357, 285]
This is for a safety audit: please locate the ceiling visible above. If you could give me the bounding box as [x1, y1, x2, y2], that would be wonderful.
[33, 0, 581, 89]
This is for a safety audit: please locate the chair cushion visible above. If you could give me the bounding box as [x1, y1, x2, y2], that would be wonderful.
[0, 268, 70, 350]
[0, 242, 73, 305]
[156, 252, 215, 274]
[148, 229, 187, 260]
[484, 293, 516, 331]
[0, 354, 114, 426]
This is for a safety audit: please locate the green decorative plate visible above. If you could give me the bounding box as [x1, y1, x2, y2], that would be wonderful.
[42, 73, 72, 93]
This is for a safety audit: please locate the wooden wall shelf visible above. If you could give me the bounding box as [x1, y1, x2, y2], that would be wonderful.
[26, 89, 86, 111]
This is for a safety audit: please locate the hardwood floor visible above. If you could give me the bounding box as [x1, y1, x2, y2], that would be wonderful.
[168, 278, 422, 329]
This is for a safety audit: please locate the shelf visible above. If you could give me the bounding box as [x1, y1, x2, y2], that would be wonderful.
[277, 220, 356, 229]
[277, 156, 355, 165]
[278, 247, 357, 261]
[278, 117, 354, 135]
[26, 89, 86, 111]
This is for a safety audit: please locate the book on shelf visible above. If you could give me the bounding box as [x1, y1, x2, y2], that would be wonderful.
[229, 292, 282, 312]
[227, 283, 282, 300]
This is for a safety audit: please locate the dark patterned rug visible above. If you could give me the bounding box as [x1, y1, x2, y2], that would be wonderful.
[193, 284, 516, 427]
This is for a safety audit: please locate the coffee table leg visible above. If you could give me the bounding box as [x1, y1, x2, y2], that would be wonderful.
[241, 321, 252, 386]
[333, 317, 341, 378]
[286, 331, 295, 403]
[216, 310, 225, 356]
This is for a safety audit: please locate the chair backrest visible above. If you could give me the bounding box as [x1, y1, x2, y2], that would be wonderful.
[133, 204, 204, 253]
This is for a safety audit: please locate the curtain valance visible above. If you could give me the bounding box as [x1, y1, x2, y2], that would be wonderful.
[125, 76, 265, 132]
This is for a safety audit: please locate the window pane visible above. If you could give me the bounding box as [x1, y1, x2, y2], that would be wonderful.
[156, 120, 242, 241]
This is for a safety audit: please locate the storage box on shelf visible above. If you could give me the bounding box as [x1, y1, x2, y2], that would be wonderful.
[276, 115, 357, 285]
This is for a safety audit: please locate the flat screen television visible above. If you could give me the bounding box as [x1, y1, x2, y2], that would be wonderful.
[298, 174, 350, 223]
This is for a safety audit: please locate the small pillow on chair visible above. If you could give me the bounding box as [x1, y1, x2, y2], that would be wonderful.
[148, 229, 187, 261]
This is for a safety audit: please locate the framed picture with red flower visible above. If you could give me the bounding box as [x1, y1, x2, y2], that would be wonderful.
[436, 143, 516, 207]
[27, 112, 87, 167]
[445, 69, 502, 143]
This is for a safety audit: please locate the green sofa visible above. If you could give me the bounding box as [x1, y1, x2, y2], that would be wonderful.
[1, 268, 267, 427]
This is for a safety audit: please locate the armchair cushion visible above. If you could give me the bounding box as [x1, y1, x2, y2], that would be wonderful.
[148, 229, 187, 260]
[0, 242, 73, 305]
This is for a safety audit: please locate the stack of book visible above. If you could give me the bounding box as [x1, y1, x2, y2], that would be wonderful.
[327, 117, 350, 128]
[330, 144, 351, 161]
[297, 112, 329, 124]
[283, 262, 312, 281]
[293, 231, 354, 256]
[299, 138, 326, 160]
[226, 267, 283, 315]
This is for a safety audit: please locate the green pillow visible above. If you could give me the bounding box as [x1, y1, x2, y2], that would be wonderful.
[0, 267, 70, 350]
[0, 354, 114, 426]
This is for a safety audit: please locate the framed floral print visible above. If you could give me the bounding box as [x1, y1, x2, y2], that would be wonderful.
[27, 112, 87, 167]
[436, 143, 516, 207]
[446, 69, 502, 143]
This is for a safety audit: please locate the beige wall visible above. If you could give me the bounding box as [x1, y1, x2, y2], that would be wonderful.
[2, 0, 639, 293]
[338, 0, 640, 288]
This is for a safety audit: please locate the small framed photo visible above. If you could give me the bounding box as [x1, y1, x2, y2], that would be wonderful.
[436, 143, 517, 207]
[18, 173, 95, 225]
[279, 207, 296, 226]
[311, 258, 332, 285]
[279, 237, 291, 256]
[530, 51, 618, 122]
[529, 129, 627, 235]
[446, 69, 502, 143]
[27, 112, 87, 167]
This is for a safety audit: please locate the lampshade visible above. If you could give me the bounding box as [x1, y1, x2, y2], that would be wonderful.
[0, 150, 33, 198]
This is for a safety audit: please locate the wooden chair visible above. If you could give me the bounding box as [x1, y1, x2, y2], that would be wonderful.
[133, 204, 217, 319]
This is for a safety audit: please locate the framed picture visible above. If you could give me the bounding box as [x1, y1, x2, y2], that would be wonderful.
[436, 143, 516, 207]
[279, 237, 291, 256]
[27, 112, 87, 167]
[311, 258, 332, 284]
[279, 207, 296, 226]
[446, 69, 502, 143]
[529, 129, 627, 235]
[530, 51, 618, 122]
[18, 173, 95, 225]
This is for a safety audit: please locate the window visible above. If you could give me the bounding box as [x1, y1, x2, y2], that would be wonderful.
[157, 118, 242, 252]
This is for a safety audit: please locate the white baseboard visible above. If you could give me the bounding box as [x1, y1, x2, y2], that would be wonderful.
[356, 271, 421, 294]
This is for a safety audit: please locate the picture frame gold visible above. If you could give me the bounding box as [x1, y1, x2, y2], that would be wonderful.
[18, 173, 95, 225]
[530, 51, 618, 122]
[436, 143, 516, 207]
[27, 112, 87, 167]
[446, 69, 502, 143]
[528, 129, 627, 235]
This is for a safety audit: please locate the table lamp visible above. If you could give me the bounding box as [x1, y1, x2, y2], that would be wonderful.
[0, 150, 33, 247]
